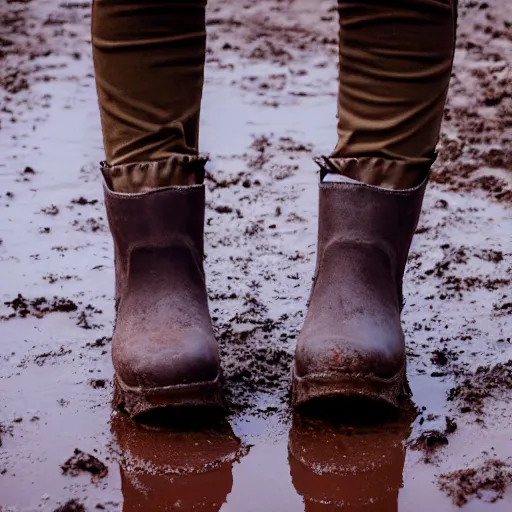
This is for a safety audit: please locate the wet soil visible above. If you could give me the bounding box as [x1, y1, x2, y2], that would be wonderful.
[439, 459, 512, 507]
[60, 449, 108, 481]
[53, 500, 86, 512]
[0, 0, 511, 511]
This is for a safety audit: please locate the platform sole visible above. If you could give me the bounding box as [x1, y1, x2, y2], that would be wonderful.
[114, 373, 225, 418]
[291, 364, 407, 409]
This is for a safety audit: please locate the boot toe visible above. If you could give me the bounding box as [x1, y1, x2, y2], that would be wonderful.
[113, 328, 220, 389]
[294, 334, 404, 381]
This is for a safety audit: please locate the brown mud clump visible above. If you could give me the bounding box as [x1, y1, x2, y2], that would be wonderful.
[409, 417, 457, 463]
[2, 294, 77, 319]
[409, 430, 448, 462]
[448, 361, 512, 414]
[438, 459, 512, 507]
[54, 500, 86, 512]
[89, 378, 107, 389]
[0, 422, 14, 447]
[61, 449, 108, 481]
[71, 196, 98, 206]
[1, 294, 103, 329]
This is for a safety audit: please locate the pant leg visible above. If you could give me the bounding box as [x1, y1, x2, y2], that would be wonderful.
[328, 0, 458, 189]
[92, 0, 207, 191]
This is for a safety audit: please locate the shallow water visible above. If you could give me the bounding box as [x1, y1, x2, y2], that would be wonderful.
[1, 0, 511, 511]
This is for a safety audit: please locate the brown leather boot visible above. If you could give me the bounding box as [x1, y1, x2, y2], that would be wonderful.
[293, 159, 428, 408]
[103, 171, 223, 417]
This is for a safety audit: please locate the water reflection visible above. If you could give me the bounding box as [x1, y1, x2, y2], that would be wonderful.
[112, 409, 244, 512]
[289, 401, 416, 511]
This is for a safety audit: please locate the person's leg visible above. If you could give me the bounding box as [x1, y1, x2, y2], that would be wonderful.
[92, 0, 207, 191]
[329, 0, 457, 190]
[293, 0, 457, 407]
[92, 0, 222, 416]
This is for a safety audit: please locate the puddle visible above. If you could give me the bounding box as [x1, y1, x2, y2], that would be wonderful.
[1, 0, 511, 511]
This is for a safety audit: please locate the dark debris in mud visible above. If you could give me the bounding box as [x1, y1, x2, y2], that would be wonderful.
[76, 306, 103, 330]
[53, 499, 86, 512]
[205, 170, 242, 191]
[33, 346, 72, 366]
[445, 416, 458, 434]
[2, 294, 77, 319]
[0, 423, 14, 447]
[41, 204, 59, 215]
[214, 205, 234, 214]
[89, 378, 107, 389]
[410, 430, 448, 460]
[431, 349, 449, 366]
[61, 449, 108, 480]
[416, 244, 511, 301]
[438, 459, 512, 507]
[43, 273, 77, 284]
[71, 196, 98, 206]
[1, 294, 103, 329]
[410, 416, 458, 463]
[85, 336, 111, 349]
[71, 217, 106, 233]
[216, 315, 295, 411]
[249, 134, 273, 170]
[448, 360, 512, 415]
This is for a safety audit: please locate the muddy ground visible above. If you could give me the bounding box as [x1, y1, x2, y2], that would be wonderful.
[0, 0, 511, 510]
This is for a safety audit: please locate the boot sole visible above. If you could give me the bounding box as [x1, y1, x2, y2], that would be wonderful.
[291, 364, 406, 409]
[114, 374, 225, 418]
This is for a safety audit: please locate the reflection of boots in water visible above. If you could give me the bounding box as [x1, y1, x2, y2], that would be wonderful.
[112, 411, 244, 512]
[288, 409, 414, 512]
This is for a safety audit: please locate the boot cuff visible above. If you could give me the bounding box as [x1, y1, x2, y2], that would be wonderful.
[101, 154, 209, 193]
[316, 156, 434, 190]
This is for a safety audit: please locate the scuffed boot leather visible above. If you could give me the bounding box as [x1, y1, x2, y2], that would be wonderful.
[293, 160, 428, 408]
[103, 170, 223, 416]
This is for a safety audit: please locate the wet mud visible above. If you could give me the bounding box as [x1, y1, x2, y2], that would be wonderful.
[60, 449, 108, 481]
[0, 0, 511, 510]
[439, 459, 512, 507]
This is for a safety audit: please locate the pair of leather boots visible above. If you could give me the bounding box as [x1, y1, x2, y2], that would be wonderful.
[103, 159, 427, 417]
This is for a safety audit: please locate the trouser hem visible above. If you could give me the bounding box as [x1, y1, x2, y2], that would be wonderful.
[101, 154, 209, 193]
[316, 155, 435, 190]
